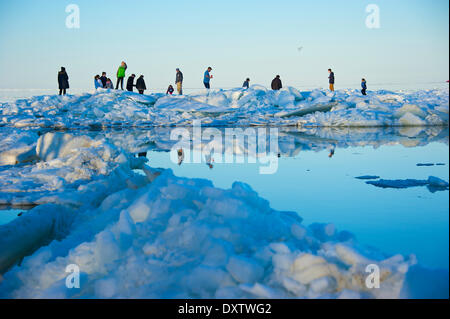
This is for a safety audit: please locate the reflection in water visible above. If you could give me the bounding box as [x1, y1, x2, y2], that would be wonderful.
[27, 125, 446, 162]
[177, 148, 184, 166]
[102, 126, 449, 158]
[0, 126, 448, 272]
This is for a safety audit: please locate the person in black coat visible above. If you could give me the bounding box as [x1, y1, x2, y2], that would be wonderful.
[58, 67, 69, 95]
[100, 72, 107, 88]
[328, 68, 335, 91]
[136, 75, 147, 94]
[243, 78, 250, 89]
[126, 74, 136, 92]
[271, 75, 282, 90]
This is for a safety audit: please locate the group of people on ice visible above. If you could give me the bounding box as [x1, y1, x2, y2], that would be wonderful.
[93, 62, 147, 94]
[58, 63, 369, 97]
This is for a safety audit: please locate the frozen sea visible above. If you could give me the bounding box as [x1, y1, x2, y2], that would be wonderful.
[0, 87, 448, 299]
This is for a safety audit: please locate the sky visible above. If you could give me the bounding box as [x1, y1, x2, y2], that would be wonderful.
[0, 0, 448, 91]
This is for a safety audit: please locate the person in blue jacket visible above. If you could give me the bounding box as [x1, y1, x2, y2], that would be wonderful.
[361, 78, 367, 95]
[203, 67, 213, 89]
[94, 75, 103, 89]
[243, 78, 250, 89]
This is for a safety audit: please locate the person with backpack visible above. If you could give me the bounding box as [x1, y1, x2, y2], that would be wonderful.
[116, 61, 127, 90]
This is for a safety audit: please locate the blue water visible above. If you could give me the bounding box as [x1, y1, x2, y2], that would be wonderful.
[1, 126, 448, 273]
[145, 140, 449, 270]
[0, 209, 23, 225]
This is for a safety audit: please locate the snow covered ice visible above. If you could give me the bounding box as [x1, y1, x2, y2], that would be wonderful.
[0, 132, 416, 298]
[0, 86, 448, 128]
[0, 87, 448, 299]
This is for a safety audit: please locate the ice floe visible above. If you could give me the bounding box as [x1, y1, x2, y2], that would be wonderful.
[0, 86, 448, 128]
[365, 176, 449, 192]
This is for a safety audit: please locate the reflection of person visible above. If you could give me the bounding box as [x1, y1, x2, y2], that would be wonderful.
[177, 148, 184, 165]
[205, 153, 214, 169]
[328, 148, 335, 158]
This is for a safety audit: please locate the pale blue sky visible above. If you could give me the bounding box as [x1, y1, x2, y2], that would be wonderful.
[0, 0, 448, 90]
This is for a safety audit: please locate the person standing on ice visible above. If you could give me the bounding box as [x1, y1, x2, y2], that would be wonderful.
[271, 75, 282, 90]
[94, 75, 104, 89]
[57, 67, 69, 95]
[175, 68, 183, 95]
[243, 78, 250, 89]
[126, 74, 136, 92]
[328, 68, 335, 92]
[115, 61, 127, 90]
[361, 78, 367, 95]
[136, 75, 146, 94]
[100, 72, 107, 88]
[203, 67, 213, 89]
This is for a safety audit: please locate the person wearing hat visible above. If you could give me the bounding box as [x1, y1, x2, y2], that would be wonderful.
[203, 67, 213, 89]
[175, 68, 183, 95]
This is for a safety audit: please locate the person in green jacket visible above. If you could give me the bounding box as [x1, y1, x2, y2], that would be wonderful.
[115, 61, 127, 90]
